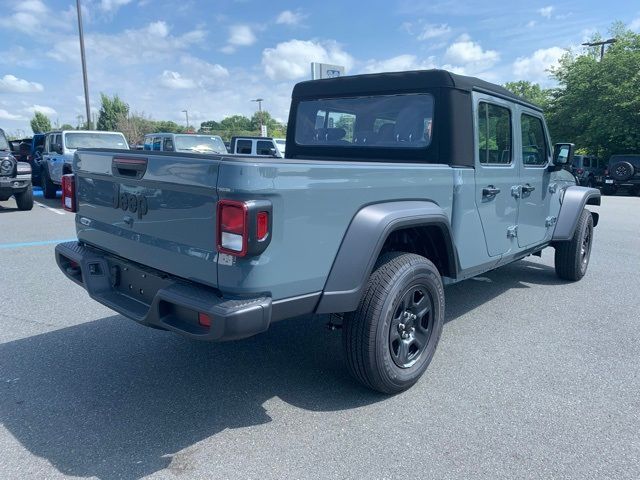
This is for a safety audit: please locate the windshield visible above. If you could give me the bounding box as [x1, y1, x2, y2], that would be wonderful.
[174, 135, 226, 153]
[64, 132, 128, 150]
[295, 93, 434, 148]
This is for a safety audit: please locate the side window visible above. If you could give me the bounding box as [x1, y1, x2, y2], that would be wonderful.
[583, 157, 591, 168]
[520, 114, 548, 166]
[143, 137, 152, 150]
[152, 137, 161, 151]
[163, 137, 174, 151]
[256, 140, 273, 155]
[54, 134, 62, 151]
[478, 102, 512, 164]
[237, 140, 252, 154]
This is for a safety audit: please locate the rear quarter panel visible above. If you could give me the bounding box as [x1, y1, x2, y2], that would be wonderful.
[216, 159, 454, 300]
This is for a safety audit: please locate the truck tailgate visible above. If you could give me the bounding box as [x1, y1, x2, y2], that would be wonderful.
[74, 150, 220, 288]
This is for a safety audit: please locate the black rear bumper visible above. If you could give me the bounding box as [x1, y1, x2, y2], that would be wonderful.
[55, 241, 272, 341]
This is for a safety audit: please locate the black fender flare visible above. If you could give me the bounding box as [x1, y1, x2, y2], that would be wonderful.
[315, 201, 458, 314]
[552, 186, 600, 242]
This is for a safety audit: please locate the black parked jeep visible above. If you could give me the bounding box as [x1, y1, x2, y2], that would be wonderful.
[0, 128, 34, 211]
[602, 154, 640, 195]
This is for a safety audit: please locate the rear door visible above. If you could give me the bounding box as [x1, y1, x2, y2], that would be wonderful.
[75, 151, 221, 287]
[516, 109, 552, 248]
[44, 133, 64, 184]
[473, 93, 519, 257]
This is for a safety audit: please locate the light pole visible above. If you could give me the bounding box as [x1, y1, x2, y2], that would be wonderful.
[182, 109, 190, 131]
[251, 98, 264, 135]
[582, 38, 617, 61]
[76, 0, 91, 129]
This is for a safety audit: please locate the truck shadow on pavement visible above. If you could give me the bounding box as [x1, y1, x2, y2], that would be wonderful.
[0, 259, 563, 479]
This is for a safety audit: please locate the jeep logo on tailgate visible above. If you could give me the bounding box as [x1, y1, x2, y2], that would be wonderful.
[112, 184, 148, 219]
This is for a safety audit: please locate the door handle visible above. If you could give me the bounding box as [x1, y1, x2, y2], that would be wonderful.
[522, 184, 536, 194]
[482, 185, 501, 199]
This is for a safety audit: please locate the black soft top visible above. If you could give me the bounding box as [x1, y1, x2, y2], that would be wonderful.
[292, 69, 541, 111]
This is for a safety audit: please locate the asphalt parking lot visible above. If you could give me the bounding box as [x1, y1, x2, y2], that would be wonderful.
[1, 190, 639, 479]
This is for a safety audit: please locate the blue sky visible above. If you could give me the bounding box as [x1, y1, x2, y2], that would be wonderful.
[0, 0, 638, 135]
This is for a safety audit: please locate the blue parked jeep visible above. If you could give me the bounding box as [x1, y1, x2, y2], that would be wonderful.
[55, 70, 600, 393]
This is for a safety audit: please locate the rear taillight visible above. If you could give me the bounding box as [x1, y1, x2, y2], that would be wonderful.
[217, 200, 248, 256]
[216, 199, 272, 257]
[61, 174, 77, 212]
[577, 168, 584, 174]
[604, 169, 609, 175]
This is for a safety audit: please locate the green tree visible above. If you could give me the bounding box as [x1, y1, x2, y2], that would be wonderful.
[30, 112, 52, 134]
[60, 123, 74, 130]
[503, 81, 551, 109]
[153, 120, 185, 133]
[219, 115, 253, 132]
[97, 93, 129, 131]
[199, 120, 221, 132]
[545, 23, 640, 157]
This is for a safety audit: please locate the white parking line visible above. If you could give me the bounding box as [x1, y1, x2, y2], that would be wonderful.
[34, 201, 65, 215]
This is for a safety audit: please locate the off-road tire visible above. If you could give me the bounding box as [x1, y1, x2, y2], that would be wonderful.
[342, 252, 444, 394]
[554, 209, 594, 281]
[41, 167, 57, 199]
[15, 185, 34, 211]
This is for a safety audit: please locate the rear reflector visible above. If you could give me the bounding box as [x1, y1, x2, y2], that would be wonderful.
[61, 174, 77, 212]
[198, 313, 212, 328]
[256, 211, 269, 241]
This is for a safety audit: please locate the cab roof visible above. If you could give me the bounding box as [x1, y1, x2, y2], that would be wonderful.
[292, 69, 542, 111]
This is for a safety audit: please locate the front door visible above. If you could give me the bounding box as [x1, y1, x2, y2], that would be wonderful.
[516, 110, 552, 248]
[473, 94, 520, 257]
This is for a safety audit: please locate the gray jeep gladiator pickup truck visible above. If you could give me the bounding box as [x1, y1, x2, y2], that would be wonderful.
[55, 70, 600, 393]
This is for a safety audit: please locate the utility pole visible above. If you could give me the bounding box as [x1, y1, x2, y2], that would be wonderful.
[251, 98, 264, 135]
[182, 109, 190, 131]
[76, 0, 92, 129]
[582, 38, 617, 61]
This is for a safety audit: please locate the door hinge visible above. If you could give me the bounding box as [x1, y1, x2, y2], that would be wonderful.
[511, 185, 521, 198]
[507, 225, 518, 238]
[548, 183, 558, 194]
[545, 216, 557, 227]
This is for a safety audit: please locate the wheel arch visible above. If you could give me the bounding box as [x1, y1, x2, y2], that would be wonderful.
[315, 201, 459, 314]
[552, 186, 600, 242]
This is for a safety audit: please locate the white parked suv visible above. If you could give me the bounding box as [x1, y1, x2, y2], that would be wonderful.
[40, 130, 129, 198]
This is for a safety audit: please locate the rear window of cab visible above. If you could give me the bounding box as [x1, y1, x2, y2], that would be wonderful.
[295, 94, 434, 149]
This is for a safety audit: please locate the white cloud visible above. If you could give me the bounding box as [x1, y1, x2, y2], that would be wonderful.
[0, 75, 43, 93]
[100, 0, 134, 11]
[443, 35, 499, 73]
[630, 18, 640, 31]
[538, 6, 554, 18]
[417, 24, 451, 41]
[276, 10, 307, 26]
[147, 21, 169, 37]
[262, 39, 353, 80]
[159, 71, 196, 89]
[228, 25, 256, 46]
[0, 109, 24, 121]
[24, 104, 57, 116]
[17, 0, 48, 15]
[362, 54, 436, 73]
[526, 20, 537, 28]
[48, 22, 206, 65]
[513, 46, 565, 84]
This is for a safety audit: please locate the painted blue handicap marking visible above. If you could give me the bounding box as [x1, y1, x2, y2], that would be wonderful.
[0, 239, 77, 250]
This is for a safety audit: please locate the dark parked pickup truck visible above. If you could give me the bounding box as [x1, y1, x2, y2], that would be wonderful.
[56, 70, 600, 393]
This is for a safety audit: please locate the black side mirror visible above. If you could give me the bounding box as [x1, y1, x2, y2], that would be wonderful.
[552, 143, 574, 166]
[269, 147, 279, 158]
